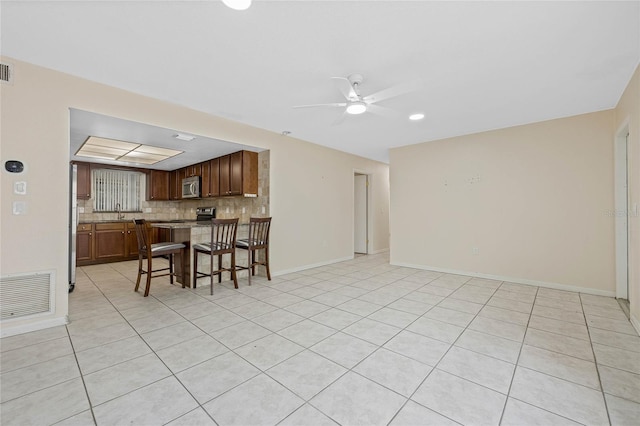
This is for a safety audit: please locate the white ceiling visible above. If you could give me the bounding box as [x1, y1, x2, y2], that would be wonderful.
[2, 1, 639, 164]
[70, 109, 264, 171]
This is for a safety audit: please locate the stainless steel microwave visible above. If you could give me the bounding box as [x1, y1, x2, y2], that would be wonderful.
[182, 176, 201, 198]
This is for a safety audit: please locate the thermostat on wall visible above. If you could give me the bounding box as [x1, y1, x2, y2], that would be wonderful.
[5, 160, 24, 173]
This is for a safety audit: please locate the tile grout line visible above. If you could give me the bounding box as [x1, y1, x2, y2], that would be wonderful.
[497, 284, 538, 425]
[580, 293, 613, 426]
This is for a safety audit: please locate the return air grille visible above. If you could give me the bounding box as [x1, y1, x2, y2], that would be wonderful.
[0, 63, 13, 84]
[0, 271, 54, 320]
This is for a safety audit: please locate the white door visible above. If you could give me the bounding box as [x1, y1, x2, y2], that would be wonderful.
[354, 174, 368, 254]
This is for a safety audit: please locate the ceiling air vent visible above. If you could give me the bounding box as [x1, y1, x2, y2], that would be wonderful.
[0, 63, 14, 84]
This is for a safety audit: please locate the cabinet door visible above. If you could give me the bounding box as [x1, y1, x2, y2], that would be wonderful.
[76, 163, 91, 199]
[209, 158, 220, 197]
[147, 170, 170, 200]
[169, 169, 181, 200]
[76, 231, 93, 262]
[201, 160, 211, 197]
[241, 151, 258, 196]
[219, 155, 231, 195]
[126, 223, 138, 257]
[229, 151, 243, 195]
[95, 224, 127, 260]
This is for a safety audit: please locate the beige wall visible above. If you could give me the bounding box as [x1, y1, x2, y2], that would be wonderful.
[614, 65, 640, 330]
[0, 58, 390, 336]
[390, 110, 616, 295]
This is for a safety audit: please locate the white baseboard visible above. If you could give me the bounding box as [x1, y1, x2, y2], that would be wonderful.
[631, 313, 640, 336]
[391, 262, 616, 298]
[369, 248, 390, 255]
[0, 316, 69, 338]
[274, 255, 354, 276]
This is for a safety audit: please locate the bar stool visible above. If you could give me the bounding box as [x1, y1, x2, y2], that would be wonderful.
[133, 219, 186, 297]
[236, 217, 272, 285]
[193, 218, 239, 294]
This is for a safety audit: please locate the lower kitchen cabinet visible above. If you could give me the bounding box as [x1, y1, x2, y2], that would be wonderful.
[76, 224, 93, 263]
[95, 223, 127, 260]
[77, 221, 143, 266]
[126, 222, 138, 257]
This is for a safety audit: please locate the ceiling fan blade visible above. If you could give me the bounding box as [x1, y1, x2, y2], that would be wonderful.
[363, 79, 423, 104]
[331, 77, 357, 101]
[332, 110, 348, 126]
[292, 102, 347, 109]
[366, 104, 403, 119]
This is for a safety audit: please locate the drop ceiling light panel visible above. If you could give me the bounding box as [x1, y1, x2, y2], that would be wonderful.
[76, 136, 182, 165]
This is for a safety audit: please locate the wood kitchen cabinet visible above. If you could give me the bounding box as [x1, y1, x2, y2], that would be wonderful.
[200, 158, 220, 197]
[183, 163, 202, 178]
[125, 222, 138, 257]
[146, 170, 170, 200]
[77, 221, 141, 265]
[94, 223, 127, 261]
[76, 162, 92, 199]
[169, 169, 181, 200]
[219, 151, 258, 196]
[76, 223, 93, 263]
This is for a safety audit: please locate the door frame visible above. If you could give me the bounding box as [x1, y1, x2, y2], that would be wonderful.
[614, 120, 630, 300]
[353, 169, 372, 255]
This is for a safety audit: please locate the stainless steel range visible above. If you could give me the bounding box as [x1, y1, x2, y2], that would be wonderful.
[196, 207, 216, 223]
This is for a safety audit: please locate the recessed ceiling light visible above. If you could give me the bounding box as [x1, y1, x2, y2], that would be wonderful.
[221, 0, 252, 11]
[409, 113, 425, 121]
[346, 101, 367, 115]
[173, 133, 195, 141]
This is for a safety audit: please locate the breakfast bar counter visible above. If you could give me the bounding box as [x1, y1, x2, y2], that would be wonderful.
[151, 221, 250, 287]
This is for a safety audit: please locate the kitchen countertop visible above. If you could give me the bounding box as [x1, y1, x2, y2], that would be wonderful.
[152, 221, 249, 229]
[79, 219, 249, 227]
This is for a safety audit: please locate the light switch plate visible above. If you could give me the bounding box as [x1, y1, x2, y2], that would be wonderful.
[13, 201, 27, 215]
[14, 181, 27, 195]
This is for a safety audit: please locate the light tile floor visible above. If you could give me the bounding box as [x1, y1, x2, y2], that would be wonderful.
[1, 253, 640, 425]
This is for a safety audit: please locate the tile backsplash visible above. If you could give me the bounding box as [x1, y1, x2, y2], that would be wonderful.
[79, 151, 270, 224]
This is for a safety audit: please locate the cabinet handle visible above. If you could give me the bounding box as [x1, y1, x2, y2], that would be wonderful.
[89, 233, 92, 236]
[122, 231, 125, 234]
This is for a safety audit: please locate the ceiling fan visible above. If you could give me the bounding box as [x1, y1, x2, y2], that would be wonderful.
[293, 73, 422, 123]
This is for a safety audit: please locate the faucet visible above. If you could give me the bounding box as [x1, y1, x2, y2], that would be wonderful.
[115, 203, 125, 220]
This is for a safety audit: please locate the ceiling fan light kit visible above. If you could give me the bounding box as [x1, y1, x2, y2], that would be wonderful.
[221, 0, 252, 11]
[293, 73, 423, 121]
[346, 101, 367, 115]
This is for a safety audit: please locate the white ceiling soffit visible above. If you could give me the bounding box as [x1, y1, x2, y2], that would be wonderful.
[2, 1, 639, 163]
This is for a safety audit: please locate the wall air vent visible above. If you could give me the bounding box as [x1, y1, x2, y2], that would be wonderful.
[0, 271, 54, 321]
[0, 63, 14, 84]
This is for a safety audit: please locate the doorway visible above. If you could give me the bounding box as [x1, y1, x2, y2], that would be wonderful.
[354, 173, 368, 254]
[615, 125, 630, 309]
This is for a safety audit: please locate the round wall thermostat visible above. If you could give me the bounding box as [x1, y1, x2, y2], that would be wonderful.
[5, 160, 24, 173]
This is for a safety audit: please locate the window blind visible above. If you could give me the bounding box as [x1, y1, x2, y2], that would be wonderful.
[93, 169, 142, 212]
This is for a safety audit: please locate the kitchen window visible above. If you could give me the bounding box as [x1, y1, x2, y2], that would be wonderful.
[93, 169, 142, 212]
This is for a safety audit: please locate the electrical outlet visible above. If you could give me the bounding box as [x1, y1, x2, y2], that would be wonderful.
[261, 206, 266, 214]
[242, 207, 246, 214]
[226, 207, 230, 213]
[472, 247, 479, 255]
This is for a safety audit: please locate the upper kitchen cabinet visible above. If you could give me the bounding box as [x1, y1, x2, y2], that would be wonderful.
[183, 163, 202, 178]
[146, 170, 170, 200]
[169, 169, 181, 200]
[201, 158, 220, 198]
[76, 162, 92, 199]
[219, 151, 258, 196]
